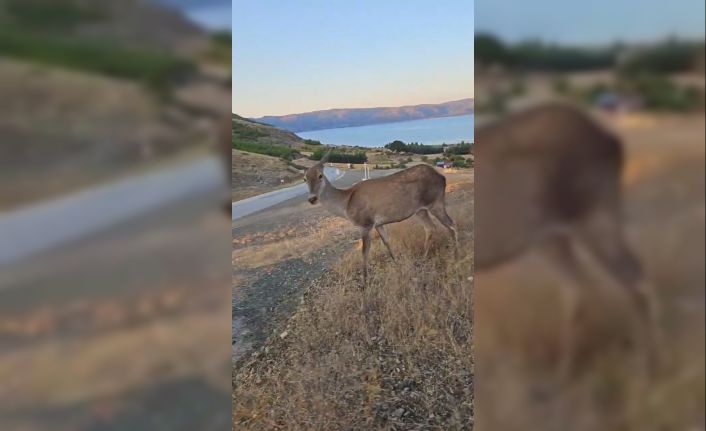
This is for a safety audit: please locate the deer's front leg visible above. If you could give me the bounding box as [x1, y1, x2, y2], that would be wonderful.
[361, 228, 372, 288]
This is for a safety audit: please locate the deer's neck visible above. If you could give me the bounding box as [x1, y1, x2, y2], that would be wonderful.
[320, 177, 351, 219]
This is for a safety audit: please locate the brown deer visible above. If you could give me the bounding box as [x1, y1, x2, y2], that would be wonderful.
[474, 103, 662, 375]
[305, 151, 458, 284]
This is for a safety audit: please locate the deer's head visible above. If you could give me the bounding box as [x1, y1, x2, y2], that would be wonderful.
[305, 148, 332, 204]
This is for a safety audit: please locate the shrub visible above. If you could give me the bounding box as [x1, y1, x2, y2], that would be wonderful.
[0, 27, 196, 96]
[551, 76, 571, 95]
[303, 139, 322, 146]
[310, 148, 367, 164]
[621, 39, 704, 74]
[619, 73, 703, 111]
[233, 141, 295, 160]
[452, 156, 468, 168]
[384, 141, 444, 154]
[445, 143, 472, 155]
[510, 79, 526, 96]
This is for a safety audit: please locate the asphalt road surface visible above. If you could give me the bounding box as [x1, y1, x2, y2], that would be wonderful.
[0, 157, 224, 268]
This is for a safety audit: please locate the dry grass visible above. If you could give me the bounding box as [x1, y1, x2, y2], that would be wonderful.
[233, 186, 474, 430]
[232, 150, 304, 201]
[233, 218, 353, 270]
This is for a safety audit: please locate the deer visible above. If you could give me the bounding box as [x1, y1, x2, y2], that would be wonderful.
[474, 102, 662, 376]
[304, 150, 458, 285]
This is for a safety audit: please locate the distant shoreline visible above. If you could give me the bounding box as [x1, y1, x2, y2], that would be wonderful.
[298, 114, 474, 148]
[252, 98, 474, 133]
[291, 112, 474, 134]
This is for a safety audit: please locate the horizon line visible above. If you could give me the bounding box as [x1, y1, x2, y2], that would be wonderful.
[233, 97, 475, 118]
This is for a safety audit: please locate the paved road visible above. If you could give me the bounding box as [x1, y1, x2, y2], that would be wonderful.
[0, 157, 224, 268]
[231, 167, 397, 222]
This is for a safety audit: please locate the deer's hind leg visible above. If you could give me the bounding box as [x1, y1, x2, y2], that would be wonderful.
[577, 209, 663, 373]
[428, 202, 459, 259]
[375, 224, 396, 261]
[415, 209, 436, 258]
[541, 234, 591, 380]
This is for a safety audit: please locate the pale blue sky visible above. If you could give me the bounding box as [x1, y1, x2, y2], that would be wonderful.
[232, 1, 475, 117]
[477, 0, 705, 44]
[175, 0, 703, 117]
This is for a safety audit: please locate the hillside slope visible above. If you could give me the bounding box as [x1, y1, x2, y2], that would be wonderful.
[0, 0, 229, 209]
[254, 98, 474, 132]
[232, 114, 307, 149]
[232, 149, 303, 201]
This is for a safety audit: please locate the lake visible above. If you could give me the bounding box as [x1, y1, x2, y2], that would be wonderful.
[298, 114, 474, 148]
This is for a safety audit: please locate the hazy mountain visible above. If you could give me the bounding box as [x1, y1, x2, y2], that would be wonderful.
[253, 98, 474, 132]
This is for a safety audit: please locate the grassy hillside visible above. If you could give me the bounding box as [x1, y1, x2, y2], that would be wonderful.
[232, 113, 326, 162]
[0, 0, 230, 208]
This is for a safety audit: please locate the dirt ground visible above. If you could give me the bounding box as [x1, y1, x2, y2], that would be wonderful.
[232, 150, 304, 201]
[0, 197, 232, 431]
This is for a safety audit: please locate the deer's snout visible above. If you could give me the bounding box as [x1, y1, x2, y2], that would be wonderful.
[308, 195, 318, 204]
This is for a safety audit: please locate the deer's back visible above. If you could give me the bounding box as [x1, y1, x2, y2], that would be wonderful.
[347, 164, 446, 227]
[474, 103, 624, 268]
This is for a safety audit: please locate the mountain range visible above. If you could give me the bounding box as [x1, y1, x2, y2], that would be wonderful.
[252, 98, 474, 133]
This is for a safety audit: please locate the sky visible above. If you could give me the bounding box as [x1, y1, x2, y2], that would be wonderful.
[232, 1, 475, 117]
[476, 0, 705, 44]
[162, 1, 703, 117]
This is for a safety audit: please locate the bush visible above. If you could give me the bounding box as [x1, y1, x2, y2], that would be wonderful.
[551, 76, 571, 95]
[4, 0, 103, 29]
[420, 155, 428, 161]
[483, 92, 508, 115]
[629, 73, 702, 111]
[303, 139, 322, 146]
[475, 33, 615, 71]
[233, 141, 295, 160]
[452, 156, 468, 168]
[204, 30, 231, 66]
[0, 27, 196, 96]
[445, 143, 472, 155]
[384, 141, 443, 154]
[310, 148, 367, 164]
[510, 79, 526, 96]
[621, 39, 704, 74]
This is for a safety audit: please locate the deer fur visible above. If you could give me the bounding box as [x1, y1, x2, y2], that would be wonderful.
[305, 151, 458, 285]
[475, 103, 662, 375]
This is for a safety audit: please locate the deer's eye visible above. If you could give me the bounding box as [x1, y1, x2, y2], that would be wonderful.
[318, 174, 323, 179]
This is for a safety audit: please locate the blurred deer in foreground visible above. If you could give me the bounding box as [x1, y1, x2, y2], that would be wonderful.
[475, 103, 662, 376]
[305, 150, 458, 285]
